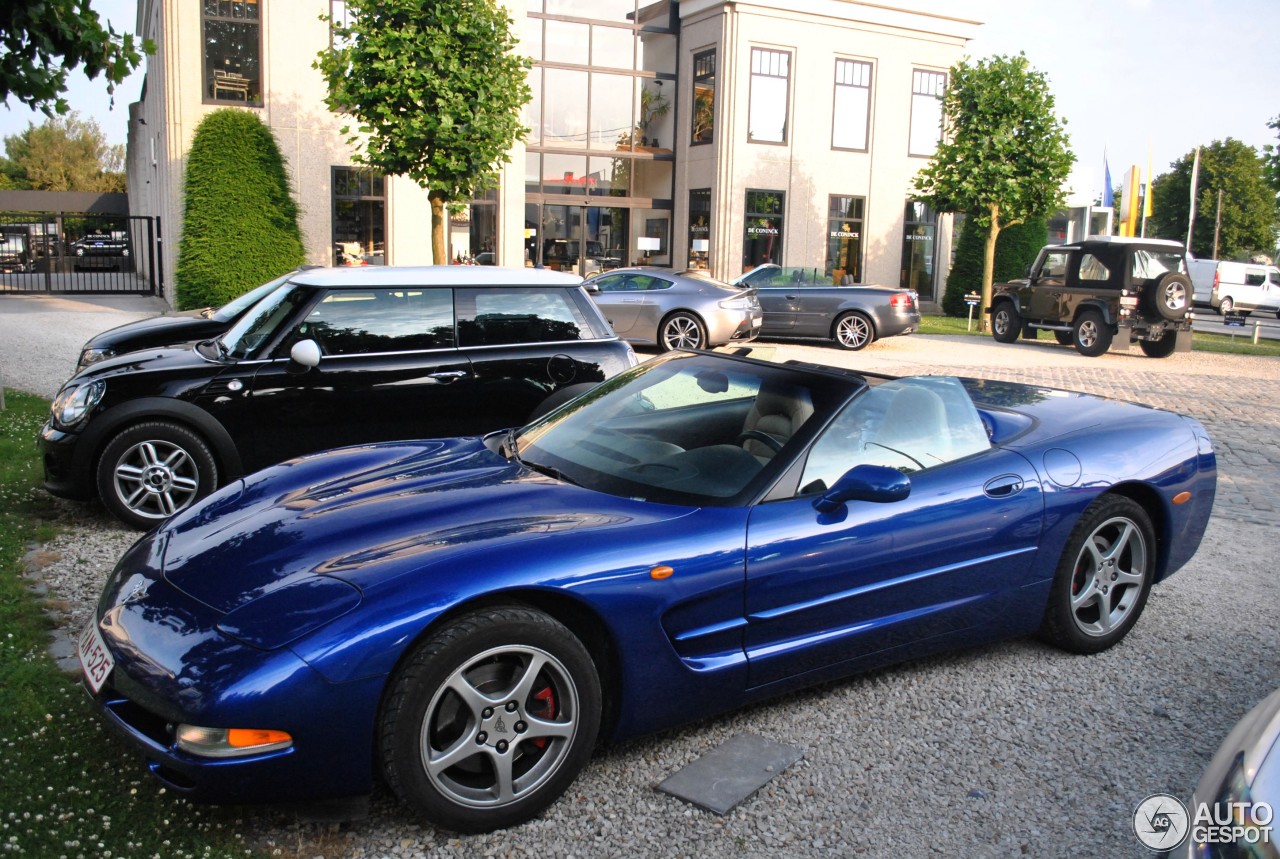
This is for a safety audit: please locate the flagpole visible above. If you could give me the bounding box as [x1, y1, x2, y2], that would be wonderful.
[1186, 146, 1200, 251]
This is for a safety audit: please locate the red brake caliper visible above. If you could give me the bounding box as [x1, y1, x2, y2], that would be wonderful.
[530, 686, 556, 750]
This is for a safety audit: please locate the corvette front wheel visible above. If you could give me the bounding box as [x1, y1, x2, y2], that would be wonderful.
[380, 606, 601, 833]
[1039, 495, 1155, 654]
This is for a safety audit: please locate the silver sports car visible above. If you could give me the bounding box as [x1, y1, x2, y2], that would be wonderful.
[584, 268, 762, 350]
[734, 264, 921, 351]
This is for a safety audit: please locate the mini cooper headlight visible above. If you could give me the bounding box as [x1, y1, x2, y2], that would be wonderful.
[77, 347, 116, 370]
[50, 380, 105, 429]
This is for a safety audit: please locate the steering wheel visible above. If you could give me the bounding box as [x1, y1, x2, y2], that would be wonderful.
[735, 430, 784, 453]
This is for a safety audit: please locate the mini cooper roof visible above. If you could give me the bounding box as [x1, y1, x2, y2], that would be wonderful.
[289, 265, 585, 289]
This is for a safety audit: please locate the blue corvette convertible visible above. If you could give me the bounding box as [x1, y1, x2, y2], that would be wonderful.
[80, 350, 1216, 832]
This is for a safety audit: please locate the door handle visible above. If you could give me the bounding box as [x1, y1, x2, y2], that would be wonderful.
[785, 294, 797, 300]
[428, 370, 468, 383]
[622, 297, 642, 303]
[983, 475, 1024, 498]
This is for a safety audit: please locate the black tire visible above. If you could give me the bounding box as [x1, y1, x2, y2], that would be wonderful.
[380, 606, 601, 833]
[95, 421, 218, 530]
[658, 312, 707, 350]
[1053, 330, 1073, 346]
[1039, 495, 1156, 654]
[832, 311, 875, 350]
[1147, 272, 1190, 322]
[990, 302, 1021, 344]
[1072, 309, 1112, 357]
[1138, 334, 1178, 358]
[1218, 296, 1234, 315]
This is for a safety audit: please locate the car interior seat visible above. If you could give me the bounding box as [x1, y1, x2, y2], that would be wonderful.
[740, 381, 815, 461]
[869, 385, 948, 470]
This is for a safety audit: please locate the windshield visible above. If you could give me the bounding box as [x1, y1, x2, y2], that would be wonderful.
[218, 282, 314, 359]
[516, 352, 856, 506]
[212, 272, 296, 322]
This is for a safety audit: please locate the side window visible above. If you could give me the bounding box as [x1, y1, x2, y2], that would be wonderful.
[298, 288, 455, 356]
[594, 275, 631, 293]
[1078, 253, 1111, 282]
[634, 275, 674, 291]
[1270, 269, 1280, 287]
[799, 377, 990, 491]
[457, 288, 595, 346]
[1245, 268, 1266, 287]
[1037, 251, 1069, 280]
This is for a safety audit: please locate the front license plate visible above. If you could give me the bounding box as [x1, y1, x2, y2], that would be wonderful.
[78, 620, 113, 694]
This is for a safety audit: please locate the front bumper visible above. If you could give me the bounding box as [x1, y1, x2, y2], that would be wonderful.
[40, 420, 94, 501]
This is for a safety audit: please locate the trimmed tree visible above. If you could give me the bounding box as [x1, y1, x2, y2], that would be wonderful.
[1150, 139, 1276, 260]
[2, 1, 151, 116]
[913, 54, 1073, 331]
[942, 215, 1047, 317]
[1, 112, 125, 192]
[175, 110, 304, 310]
[315, 0, 531, 264]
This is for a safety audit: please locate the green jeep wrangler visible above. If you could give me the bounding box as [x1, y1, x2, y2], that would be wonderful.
[988, 237, 1194, 358]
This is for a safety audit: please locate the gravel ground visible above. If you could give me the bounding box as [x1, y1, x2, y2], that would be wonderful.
[5, 295, 1280, 859]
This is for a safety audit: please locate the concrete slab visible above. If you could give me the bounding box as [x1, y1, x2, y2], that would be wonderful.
[656, 733, 804, 815]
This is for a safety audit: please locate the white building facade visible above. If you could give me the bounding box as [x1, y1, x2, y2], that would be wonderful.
[128, 0, 978, 307]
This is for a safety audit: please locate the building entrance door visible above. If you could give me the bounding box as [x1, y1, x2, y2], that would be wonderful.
[535, 205, 629, 276]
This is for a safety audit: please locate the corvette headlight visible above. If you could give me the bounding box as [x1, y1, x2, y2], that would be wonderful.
[50, 380, 105, 429]
[175, 725, 293, 758]
[77, 346, 116, 371]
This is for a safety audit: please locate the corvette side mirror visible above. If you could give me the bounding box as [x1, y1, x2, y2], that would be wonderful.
[813, 464, 911, 514]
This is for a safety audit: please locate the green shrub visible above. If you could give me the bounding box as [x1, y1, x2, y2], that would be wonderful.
[942, 216, 1048, 316]
[175, 109, 304, 310]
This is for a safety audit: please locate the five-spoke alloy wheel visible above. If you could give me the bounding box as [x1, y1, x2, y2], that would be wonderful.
[381, 606, 601, 833]
[1040, 495, 1156, 653]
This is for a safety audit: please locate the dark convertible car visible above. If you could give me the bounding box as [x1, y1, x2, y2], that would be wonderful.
[80, 349, 1215, 832]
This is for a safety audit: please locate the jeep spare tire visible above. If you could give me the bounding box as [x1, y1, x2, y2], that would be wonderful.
[1148, 272, 1191, 322]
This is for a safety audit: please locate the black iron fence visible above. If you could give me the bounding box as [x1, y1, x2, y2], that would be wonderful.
[0, 212, 161, 295]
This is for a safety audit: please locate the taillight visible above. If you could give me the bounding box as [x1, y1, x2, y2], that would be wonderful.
[890, 293, 913, 308]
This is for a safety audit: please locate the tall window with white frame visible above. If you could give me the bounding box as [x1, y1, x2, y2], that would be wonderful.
[691, 50, 716, 145]
[908, 69, 946, 157]
[748, 48, 790, 144]
[900, 199, 938, 299]
[743, 189, 784, 270]
[827, 196, 865, 283]
[831, 59, 872, 151]
[203, 0, 262, 106]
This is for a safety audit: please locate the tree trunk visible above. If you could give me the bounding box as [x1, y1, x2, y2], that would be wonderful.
[429, 190, 448, 265]
[981, 203, 1002, 334]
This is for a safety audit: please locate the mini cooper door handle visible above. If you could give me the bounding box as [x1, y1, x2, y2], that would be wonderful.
[983, 475, 1024, 498]
[428, 370, 468, 383]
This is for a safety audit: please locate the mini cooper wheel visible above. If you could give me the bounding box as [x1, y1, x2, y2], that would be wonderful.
[96, 421, 218, 530]
[990, 303, 1021, 344]
[1072, 309, 1112, 357]
[659, 312, 707, 350]
[380, 606, 601, 833]
[832, 311, 874, 350]
[1039, 495, 1155, 654]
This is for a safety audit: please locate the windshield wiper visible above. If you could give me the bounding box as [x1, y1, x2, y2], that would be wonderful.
[502, 427, 521, 461]
[521, 459, 579, 487]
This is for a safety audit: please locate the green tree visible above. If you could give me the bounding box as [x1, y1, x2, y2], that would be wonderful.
[913, 54, 1073, 331]
[175, 110, 304, 311]
[0, 113, 124, 192]
[1264, 116, 1280, 199]
[2, 1, 151, 116]
[942, 214, 1047, 316]
[1150, 139, 1277, 260]
[315, 0, 531, 264]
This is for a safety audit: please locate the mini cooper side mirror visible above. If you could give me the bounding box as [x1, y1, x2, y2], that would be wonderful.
[813, 464, 911, 514]
[290, 339, 321, 369]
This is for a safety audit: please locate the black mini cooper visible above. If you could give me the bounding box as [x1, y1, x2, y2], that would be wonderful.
[41, 266, 636, 528]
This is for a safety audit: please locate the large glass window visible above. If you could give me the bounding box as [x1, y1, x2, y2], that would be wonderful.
[743, 190, 784, 270]
[909, 69, 946, 157]
[543, 68, 589, 148]
[203, 0, 262, 105]
[332, 167, 386, 265]
[688, 188, 711, 269]
[900, 200, 938, 297]
[827, 196, 865, 284]
[748, 48, 790, 144]
[691, 50, 715, 145]
[832, 59, 871, 151]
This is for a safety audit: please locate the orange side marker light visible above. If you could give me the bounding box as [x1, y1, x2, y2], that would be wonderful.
[650, 565, 674, 580]
[1172, 492, 1192, 505]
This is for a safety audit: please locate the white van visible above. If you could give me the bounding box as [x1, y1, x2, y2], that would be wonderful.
[1210, 261, 1280, 316]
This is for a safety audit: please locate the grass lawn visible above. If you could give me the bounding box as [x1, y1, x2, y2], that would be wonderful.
[0, 391, 263, 859]
[918, 314, 1280, 357]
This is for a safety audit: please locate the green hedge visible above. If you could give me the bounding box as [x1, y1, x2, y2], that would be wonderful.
[942, 216, 1048, 316]
[175, 110, 305, 310]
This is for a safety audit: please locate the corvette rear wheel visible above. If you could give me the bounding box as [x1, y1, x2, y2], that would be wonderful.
[1040, 495, 1155, 654]
[380, 606, 601, 833]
